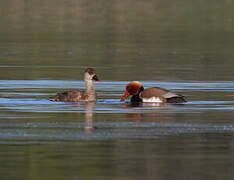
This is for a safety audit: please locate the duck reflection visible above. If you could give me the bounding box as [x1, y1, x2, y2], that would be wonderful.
[84, 101, 97, 131]
[123, 102, 175, 122]
[124, 102, 169, 108]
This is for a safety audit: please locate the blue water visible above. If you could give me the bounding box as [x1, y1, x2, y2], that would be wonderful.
[1, 80, 234, 143]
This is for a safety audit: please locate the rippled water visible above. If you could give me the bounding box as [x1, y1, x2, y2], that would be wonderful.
[1, 80, 234, 179]
[1, 80, 234, 142]
[1, 0, 234, 179]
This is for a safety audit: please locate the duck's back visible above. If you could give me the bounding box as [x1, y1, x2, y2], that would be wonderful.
[140, 87, 169, 97]
[140, 87, 186, 103]
[50, 90, 96, 102]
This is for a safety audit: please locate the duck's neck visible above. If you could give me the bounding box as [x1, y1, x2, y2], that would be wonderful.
[130, 87, 144, 103]
[85, 80, 94, 91]
[131, 94, 143, 103]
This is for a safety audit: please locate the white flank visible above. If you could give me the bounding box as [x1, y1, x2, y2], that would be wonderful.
[142, 97, 163, 103]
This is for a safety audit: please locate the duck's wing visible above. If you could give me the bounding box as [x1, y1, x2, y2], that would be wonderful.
[140, 87, 170, 98]
[49, 90, 85, 101]
[140, 87, 186, 103]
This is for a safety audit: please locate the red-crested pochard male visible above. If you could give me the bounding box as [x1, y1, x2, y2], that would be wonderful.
[49, 68, 99, 102]
[120, 81, 186, 103]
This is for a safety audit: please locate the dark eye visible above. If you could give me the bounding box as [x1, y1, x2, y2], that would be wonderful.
[140, 86, 144, 91]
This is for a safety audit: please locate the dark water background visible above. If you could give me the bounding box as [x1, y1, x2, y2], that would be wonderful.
[1, 0, 234, 179]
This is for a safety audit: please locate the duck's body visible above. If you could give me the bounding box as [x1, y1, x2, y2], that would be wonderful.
[49, 68, 99, 102]
[121, 81, 186, 103]
[50, 83, 96, 102]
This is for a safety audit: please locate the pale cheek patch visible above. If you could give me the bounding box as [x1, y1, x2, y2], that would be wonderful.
[142, 97, 163, 103]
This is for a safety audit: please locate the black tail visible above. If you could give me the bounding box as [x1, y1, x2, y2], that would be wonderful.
[49, 96, 56, 101]
[49, 95, 60, 101]
[49, 92, 67, 101]
[166, 96, 186, 103]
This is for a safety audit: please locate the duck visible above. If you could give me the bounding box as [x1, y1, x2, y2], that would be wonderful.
[49, 68, 99, 102]
[120, 81, 186, 103]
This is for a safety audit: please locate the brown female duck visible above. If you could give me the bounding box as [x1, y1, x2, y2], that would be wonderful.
[50, 68, 99, 102]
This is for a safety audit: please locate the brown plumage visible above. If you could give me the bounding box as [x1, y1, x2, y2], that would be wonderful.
[140, 87, 186, 103]
[50, 90, 92, 102]
[49, 68, 99, 102]
[121, 81, 186, 103]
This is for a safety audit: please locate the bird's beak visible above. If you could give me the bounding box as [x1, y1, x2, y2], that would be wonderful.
[120, 91, 130, 100]
[92, 75, 99, 81]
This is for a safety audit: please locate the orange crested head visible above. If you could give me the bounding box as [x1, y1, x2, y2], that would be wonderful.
[120, 81, 143, 100]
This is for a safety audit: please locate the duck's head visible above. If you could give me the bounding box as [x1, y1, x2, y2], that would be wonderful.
[84, 68, 99, 81]
[120, 81, 144, 100]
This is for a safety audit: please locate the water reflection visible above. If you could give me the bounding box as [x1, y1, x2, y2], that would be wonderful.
[0, 79, 234, 180]
[124, 112, 174, 123]
[84, 102, 96, 131]
[124, 102, 170, 107]
[1, 0, 234, 178]
[124, 102, 174, 123]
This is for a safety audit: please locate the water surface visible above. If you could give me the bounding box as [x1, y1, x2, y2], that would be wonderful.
[0, 80, 234, 180]
[1, 0, 234, 179]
